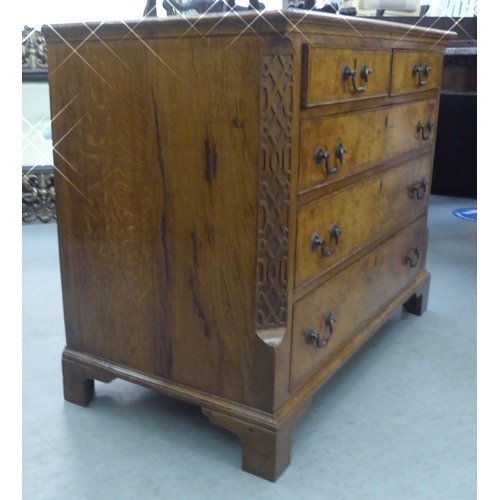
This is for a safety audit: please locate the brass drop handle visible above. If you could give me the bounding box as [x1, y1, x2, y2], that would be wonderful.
[410, 178, 429, 200]
[412, 62, 431, 86]
[416, 118, 434, 141]
[306, 312, 336, 348]
[405, 245, 422, 268]
[311, 223, 342, 258]
[342, 60, 372, 93]
[314, 143, 347, 175]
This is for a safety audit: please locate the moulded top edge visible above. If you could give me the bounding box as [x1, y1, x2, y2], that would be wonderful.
[41, 10, 457, 43]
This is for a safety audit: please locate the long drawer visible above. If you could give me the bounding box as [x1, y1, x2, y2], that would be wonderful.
[299, 99, 438, 194]
[303, 46, 392, 107]
[295, 155, 431, 288]
[290, 214, 428, 391]
[391, 50, 444, 96]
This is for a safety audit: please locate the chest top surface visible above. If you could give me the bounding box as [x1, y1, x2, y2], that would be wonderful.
[42, 10, 456, 43]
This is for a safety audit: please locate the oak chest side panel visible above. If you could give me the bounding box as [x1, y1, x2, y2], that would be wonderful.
[47, 34, 300, 411]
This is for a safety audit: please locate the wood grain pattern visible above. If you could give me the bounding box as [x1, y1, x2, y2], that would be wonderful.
[42, 11, 456, 44]
[291, 215, 428, 390]
[62, 358, 116, 407]
[42, 13, 452, 482]
[147, 35, 272, 408]
[298, 98, 438, 193]
[288, 269, 431, 416]
[304, 46, 392, 107]
[203, 396, 311, 482]
[256, 41, 294, 330]
[305, 32, 451, 53]
[300, 88, 440, 121]
[391, 50, 444, 96]
[47, 33, 285, 411]
[295, 155, 432, 288]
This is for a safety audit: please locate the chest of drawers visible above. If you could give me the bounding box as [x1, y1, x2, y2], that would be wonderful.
[42, 11, 453, 481]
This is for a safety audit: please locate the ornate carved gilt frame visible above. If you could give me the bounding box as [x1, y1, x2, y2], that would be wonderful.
[22, 26, 56, 223]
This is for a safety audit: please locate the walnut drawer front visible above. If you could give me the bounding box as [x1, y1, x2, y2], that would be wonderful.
[298, 98, 438, 194]
[391, 51, 444, 96]
[303, 47, 392, 107]
[295, 155, 432, 288]
[290, 214, 428, 391]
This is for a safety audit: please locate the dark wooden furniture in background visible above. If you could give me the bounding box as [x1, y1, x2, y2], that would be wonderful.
[42, 12, 453, 481]
[384, 16, 477, 198]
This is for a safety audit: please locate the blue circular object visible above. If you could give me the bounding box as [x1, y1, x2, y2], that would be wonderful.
[452, 207, 477, 222]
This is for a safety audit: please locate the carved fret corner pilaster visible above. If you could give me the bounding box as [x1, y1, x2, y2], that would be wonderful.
[256, 41, 294, 330]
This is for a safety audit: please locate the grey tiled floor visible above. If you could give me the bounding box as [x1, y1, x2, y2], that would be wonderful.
[22, 195, 476, 499]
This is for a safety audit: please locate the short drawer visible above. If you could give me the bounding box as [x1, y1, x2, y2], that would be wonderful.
[290, 215, 428, 390]
[299, 99, 438, 193]
[391, 50, 444, 95]
[295, 155, 432, 288]
[303, 46, 391, 107]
